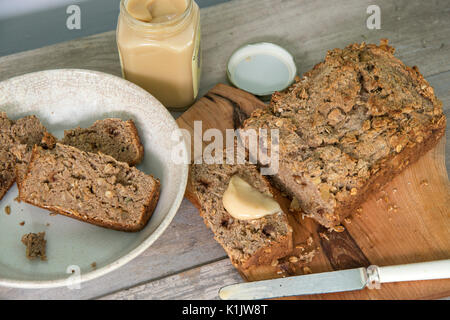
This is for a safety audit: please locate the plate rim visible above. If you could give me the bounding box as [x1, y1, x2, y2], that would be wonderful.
[0, 68, 189, 289]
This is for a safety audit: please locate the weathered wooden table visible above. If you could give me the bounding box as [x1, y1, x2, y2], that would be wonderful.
[0, 0, 448, 299]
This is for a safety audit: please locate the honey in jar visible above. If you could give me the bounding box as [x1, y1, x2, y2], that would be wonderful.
[117, 0, 201, 110]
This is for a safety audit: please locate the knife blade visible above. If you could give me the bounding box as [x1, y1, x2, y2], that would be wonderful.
[219, 259, 450, 300]
[219, 267, 367, 300]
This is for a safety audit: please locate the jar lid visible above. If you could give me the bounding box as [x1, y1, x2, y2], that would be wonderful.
[227, 42, 297, 97]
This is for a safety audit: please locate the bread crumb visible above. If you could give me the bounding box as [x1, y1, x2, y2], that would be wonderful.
[4, 205, 11, 215]
[303, 266, 312, 274]
[332, 225, 345, 233]
[21, 232, 47, 261]
[91, 262, 97, 269]
[19, 221, 25, 226]
[420, 179, 429, 187]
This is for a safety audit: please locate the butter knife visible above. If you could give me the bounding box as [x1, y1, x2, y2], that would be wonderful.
[219, 259, 450, 300]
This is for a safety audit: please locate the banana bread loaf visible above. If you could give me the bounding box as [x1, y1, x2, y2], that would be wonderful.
[242, 40, 446, 228]
[189, 147, 293, 270]
[18, 143, 160, 232]
[62, 118, 144, 166]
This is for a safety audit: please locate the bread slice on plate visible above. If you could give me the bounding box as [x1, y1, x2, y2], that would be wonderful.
[242, 40, 446, 228]
[14, 132, 57, 188]
[62, 118, 144, 166]
[18, 143, 160, 232]
[189, 147, 293, 271]
[0, 112, 48, 200]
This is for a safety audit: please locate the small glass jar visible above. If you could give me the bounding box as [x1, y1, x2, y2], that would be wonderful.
[117, 0, 201, 111]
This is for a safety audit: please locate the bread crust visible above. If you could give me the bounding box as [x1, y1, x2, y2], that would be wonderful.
[18, 145, 160, 232]
[124, 119, 145, 166]
[0, 114, 48, 201]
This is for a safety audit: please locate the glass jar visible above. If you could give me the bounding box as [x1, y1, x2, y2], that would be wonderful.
[117, 0, 201, 111]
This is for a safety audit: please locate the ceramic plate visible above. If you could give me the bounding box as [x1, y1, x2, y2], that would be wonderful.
[0, 69, 188, 288]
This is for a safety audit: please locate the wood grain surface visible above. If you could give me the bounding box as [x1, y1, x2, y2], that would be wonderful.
[0, 0, 448, 299]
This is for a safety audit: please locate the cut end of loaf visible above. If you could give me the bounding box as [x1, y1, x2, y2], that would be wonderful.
[18, 143, 159, 232]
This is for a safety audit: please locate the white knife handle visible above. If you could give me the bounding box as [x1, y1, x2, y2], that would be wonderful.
[367, 259, 450, 288]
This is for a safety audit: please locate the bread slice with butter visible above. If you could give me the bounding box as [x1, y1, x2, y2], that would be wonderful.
[189, 147, 293, 271]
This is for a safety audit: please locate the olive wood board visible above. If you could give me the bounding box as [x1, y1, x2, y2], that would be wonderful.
[177, 83, 450, 300]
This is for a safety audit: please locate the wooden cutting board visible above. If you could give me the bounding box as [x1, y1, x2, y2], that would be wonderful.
[177, 84, 450, 300]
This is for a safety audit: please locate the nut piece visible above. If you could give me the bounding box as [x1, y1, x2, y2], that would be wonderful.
[333, 225, 345, 233]
[303, 266, 313, 274]
[222, 175, 281, 221]
[105, 191, 114, 199]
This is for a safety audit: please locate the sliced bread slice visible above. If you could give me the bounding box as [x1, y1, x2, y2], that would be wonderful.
[18, 143, 160, 232]
[62, 118, 144, 166]
[189, 148, 293, 270]
[0, 112, 48, 200]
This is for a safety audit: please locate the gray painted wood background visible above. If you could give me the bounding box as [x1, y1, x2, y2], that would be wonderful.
[0, 0, 230, 56]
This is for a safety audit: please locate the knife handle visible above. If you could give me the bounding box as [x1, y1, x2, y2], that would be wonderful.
[366, 259, 450, 289]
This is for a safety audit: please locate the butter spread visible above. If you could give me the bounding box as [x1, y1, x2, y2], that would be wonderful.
[222, 175, 281, 220]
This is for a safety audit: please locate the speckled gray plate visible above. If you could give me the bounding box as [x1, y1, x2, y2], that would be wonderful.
[0, 69, 189, 288]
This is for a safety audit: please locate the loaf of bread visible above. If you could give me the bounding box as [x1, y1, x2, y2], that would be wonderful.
[62, 118, 144, 166]
[0, 112, 48, 200]
[18, 143, 160, 232]
[14, 132, 57, 188]
[189, 147, 293, 270]
[242, 40, 446, 228]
